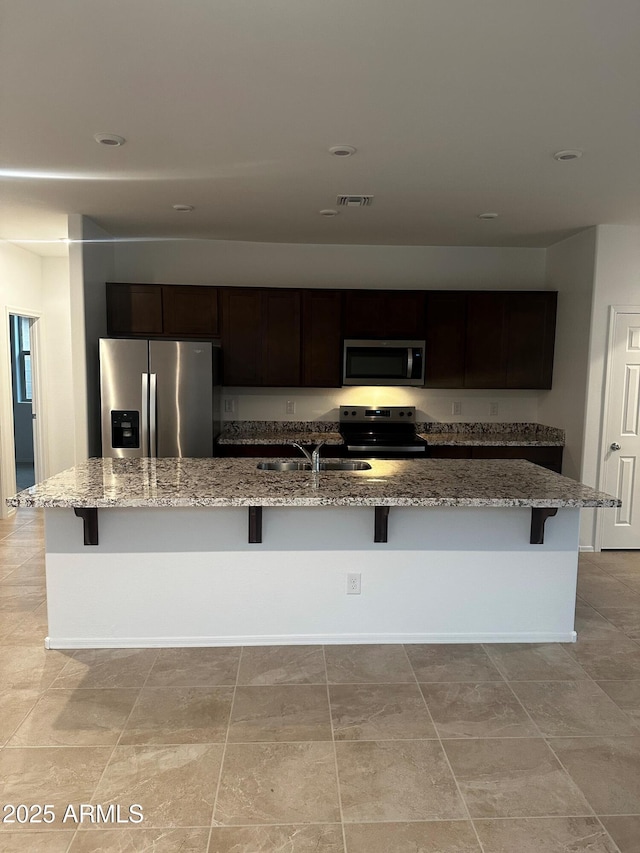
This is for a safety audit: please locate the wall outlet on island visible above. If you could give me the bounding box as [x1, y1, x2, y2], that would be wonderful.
[489, 401, 499, 416]
[452, 401, 462, 416]
[346, 572, 361, 595]
[285, 400, 296, 415]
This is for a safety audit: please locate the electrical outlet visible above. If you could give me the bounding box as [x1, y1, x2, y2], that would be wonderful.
[346, 572, 361, 595]
[452, 401, 462, 416]
[489, 401, 499, 416]
[223, 398, 235, 414]
[285, 400, 296, 415]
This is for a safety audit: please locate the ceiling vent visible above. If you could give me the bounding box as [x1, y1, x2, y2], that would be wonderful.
[336, 194, 374, 207]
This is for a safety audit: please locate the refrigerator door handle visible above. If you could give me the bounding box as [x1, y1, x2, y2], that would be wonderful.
[141, 373, 149, 456]
[149, 373, 158, 457]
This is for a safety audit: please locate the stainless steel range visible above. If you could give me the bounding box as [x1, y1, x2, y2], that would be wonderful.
[339, 405, 427, 458]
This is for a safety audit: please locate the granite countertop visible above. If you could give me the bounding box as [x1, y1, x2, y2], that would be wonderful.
[217, 421, 565, 447]
[8, 457, 618, 509]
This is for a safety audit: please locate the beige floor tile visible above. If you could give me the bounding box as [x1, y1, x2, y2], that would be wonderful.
[597, 681, 640, 724]
[510, 680, 638, 737]
[53, 648, 158, 689]
[208, 824, 344, 852]
[336, 740, 466, 822]
[0, 560, 45, 586]
[0, 688, 44, 746]
[3, 609, 49, 644]
[330, 683, 436, 740]
[69, 827, 211, 852]
[421, 682, 539, 739]
[0, 584, 46, 612]
[325, 644, 414, 684]
[596, 605, 640, 638]
[0, 643, 73, 689]
[146, 647, 240, 687]
[0, 612, 28, 639]
[215, 741, 340, 825]
[0, 746, 112, 830]
[0, 543, 43, 565]
[474, 817, 618, 852]
[10, 688, 139, 746]
[2, 530, 46, 546]
[550, 737, 640, 815]
[483, 643, 588, 680]
[575, 602, 622, 639]
[120, 686, 233, 745]
[229, 685, 332, 742]
[92, 743, 223, 827]
[443, 738, 591, 818]
[237, 645, 326, 685]
[405, 644, 502, 683]
[344, 820, 481, 852]
[578, 570, 640, 611]
[0, 832, 74, 851]
[564, 633, 640, 680]
[599, 816, 640, 853]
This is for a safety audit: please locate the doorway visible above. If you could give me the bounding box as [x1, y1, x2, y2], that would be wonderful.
[600, 308, 640, 548]
[9, 313, 37, 490]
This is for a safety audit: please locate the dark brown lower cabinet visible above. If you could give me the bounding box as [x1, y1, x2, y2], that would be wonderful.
[429, 444, 563, 473]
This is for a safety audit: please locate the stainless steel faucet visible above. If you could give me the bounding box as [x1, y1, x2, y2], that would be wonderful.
[292, 441, 326, 472]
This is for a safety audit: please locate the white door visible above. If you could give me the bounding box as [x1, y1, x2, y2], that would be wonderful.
[602, 311, 640, 548]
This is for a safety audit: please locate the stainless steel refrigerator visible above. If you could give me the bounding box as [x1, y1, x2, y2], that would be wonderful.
[99, 338, 221, 458]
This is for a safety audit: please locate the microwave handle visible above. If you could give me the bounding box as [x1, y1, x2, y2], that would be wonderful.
[406, 348, 414, 380]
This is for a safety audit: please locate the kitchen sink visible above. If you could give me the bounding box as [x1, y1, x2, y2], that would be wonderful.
[257, 460, 372, 472]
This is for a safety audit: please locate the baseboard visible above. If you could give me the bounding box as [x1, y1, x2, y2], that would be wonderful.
[579, 545, 595, 552]
[45, 630, 578, 649]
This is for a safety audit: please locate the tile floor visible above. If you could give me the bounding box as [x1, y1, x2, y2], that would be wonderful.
[1, 508, 640, 852]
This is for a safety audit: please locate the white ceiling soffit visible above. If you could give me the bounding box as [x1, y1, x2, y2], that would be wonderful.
[1, 0, 640, 252]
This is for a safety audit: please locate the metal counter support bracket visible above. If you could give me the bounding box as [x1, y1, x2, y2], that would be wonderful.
[374, 506, 390, 542]
[248, 506, 263, 543]
[530, 508, 558, 544]
[74, 508, 99, 546]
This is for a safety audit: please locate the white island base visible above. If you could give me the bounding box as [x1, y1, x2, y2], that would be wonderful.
[44, 504, 580, 649]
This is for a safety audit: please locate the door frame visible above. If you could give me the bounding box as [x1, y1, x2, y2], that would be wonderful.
[596, 304, 640, 551]
[1, 306, 49, 518]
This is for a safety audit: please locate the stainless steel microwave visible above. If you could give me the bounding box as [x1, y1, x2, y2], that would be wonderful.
[343, 339, 426, 386]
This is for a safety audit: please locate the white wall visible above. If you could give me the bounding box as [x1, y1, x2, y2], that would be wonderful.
[581, 225, 640, 548]
[114, 238, 546, 289]
[0, 242, 74, 516]
[540, 228, 597, 480]
[69, 215, 114, 458]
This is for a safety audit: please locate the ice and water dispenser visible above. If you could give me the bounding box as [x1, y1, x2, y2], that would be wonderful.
[110, 411, 140, 449]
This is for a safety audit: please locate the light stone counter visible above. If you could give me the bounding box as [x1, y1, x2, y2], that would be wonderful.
[8, 457, 616, 509]
[9, 458, 619, 650]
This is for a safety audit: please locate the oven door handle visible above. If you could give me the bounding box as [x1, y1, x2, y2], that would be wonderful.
[346, 444, 426, 453]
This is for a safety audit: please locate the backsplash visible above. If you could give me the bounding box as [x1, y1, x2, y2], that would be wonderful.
[221, 387, 542, 424]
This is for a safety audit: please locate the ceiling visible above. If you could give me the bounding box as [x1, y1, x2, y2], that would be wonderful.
[2, 0, 640, 256]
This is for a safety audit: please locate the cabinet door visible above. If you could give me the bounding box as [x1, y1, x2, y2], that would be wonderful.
[464, 292, 507, 388]
[471, 445, 563, 473]
[505, 292, 556, 389]
[344, 291, 425, 338]
[221, 289, 263, 385]
[262, 289, 302, 386]
[302, 290, 342, 387]
[424, 292, 466, 387]
[162, 286, 219, 337]
[106, 283, 163, 336]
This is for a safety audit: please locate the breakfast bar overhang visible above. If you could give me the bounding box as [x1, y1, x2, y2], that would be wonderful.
[8, 458, 619, 649]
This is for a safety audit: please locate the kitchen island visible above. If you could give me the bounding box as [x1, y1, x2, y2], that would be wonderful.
[8, 457, 618, 649]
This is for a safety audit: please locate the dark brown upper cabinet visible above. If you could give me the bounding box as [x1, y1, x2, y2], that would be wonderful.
[162, 285, 219, 337]
[464, 292, 509, 388]
[424, 291, 466, 388]
[106, 283, 219, 338]
[106, 283, 163, 336]
[505, 291, 557, 389]
[220, 288, 264, 386]
[221, 288, 302, 386]
[344, 290, 425, 338]
[302, 290, 343, 387]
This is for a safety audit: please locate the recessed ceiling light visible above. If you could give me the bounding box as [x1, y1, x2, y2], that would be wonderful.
[478, 212, 499, 220]
[319, 209, 339, 217]
[94, 133, 126, 147]
[329, 145, 357, 157]
[553, 149, 583, 161]
[172, 204, 194, 212]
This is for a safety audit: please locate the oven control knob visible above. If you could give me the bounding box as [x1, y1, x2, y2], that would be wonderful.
[407, 411, 413, 417]
[351, 411, 357, 416]
[343, 411, 349, 416]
